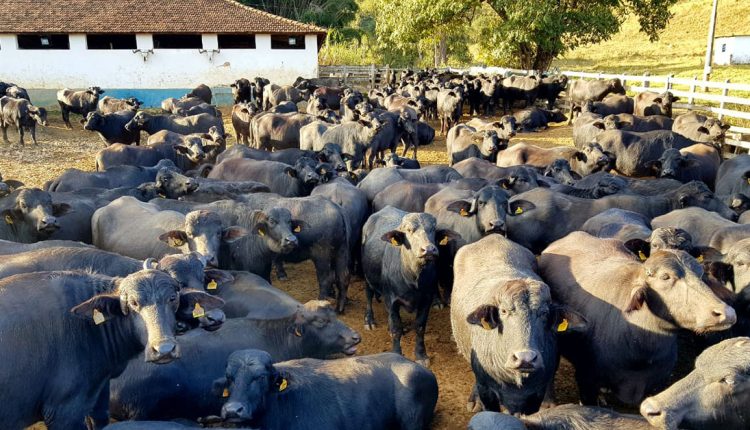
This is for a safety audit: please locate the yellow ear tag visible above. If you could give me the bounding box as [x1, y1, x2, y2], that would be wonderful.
[390, 237, 399, 246]
[92, 309, 106, 325]
[696, 254, 704, 263]
[460, 208, 469, 217]
[192, 303, 205, 319]
[4, 215, 13, 225]
[439, 236, 449, 246]
[638, 250, 647, 261]
[258, 228, 266, 237]
[279, 378, 288, 392]
[501, 183, 508, 190]
[557, 318, 569, 332]
[168, 237, 184, 247]
[747, 178, 750, 185]
[222, 388, 230, 398]
[207, 279, 218, 290]
[480, 317, 492, 330]
[294, 327, 302, 337]
[293, 225, 301, 233]
[158, 193, 166, 199]
[514, 207, 523, 215]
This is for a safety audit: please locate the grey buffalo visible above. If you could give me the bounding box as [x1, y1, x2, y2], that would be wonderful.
[0, 96, 47, 145]
[97, 96, 141, 114]
[57, 86, 105, 129]
[125, 111, 224, 136]
[83, 110, 140, 146]
[634, 91, 679, 117]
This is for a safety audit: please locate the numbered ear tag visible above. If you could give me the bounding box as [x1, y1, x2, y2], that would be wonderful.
[278, 378, 288, 392]
[557, 318, 569, 332]
[92, 309, 106, 325]
[480, 317, 492, 330]
[168, 237, 184, 247]
[696, 254, 704, 263]
[390, 237, 400, 247]
[207, 279, 218, 290]
[293, 225, 301, 233]
[439, 236, 449, 246]
[501, 183, 508, 190]
[459, 208, 469, 217]
[638, 250, 647, 261]
[192, 303, 205, 319]
[514, 207, 523, 215]
[158, 193, 166, 199]
[4, 215, 13, 225]
[258, 228, 266, 237]
[294, 327, 302, 337]
[222, 388, 230, 398]
[746, 178, 750, 185]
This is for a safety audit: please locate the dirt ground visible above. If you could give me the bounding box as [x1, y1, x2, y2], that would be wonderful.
[9, 110, 578, 430]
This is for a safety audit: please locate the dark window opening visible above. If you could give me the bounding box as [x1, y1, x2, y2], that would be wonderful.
[721, 44, 727, 53]
[87, 34, 137, 50]
[153, 34, 203, 49]
[271, 34, 305, 50]
[17, 34, 69, 50]
[218, 34, 256, 49]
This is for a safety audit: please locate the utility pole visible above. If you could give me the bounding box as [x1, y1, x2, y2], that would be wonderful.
[703, 0, 719, 86]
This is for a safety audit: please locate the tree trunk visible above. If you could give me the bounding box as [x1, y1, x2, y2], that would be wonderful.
[434, 35, 447, 68]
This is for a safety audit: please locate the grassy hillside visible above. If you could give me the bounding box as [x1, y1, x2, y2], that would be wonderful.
[554, 0, 750, 83]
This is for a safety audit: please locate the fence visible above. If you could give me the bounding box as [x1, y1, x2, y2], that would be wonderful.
[318, 65, 750, 150]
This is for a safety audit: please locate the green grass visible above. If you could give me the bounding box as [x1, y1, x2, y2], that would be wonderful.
[553, 0, 750, 83]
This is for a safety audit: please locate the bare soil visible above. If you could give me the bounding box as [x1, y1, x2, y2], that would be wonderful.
[11, 111, 579, 430]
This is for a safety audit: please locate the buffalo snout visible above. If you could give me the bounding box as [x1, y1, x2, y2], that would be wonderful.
[508, 349, 541, 372]
[486, 220, 505, 234]
[697, 303, 736, 332]
[38, 216, 59, 232]
[146, 338, 180, 363]
[419, 244, 438, 260]
[222, 401, 251, 422]
[640, 398, 676, 430]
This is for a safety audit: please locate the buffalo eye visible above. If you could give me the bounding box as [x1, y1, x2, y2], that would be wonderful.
[720, 376, 735, 386]
[500, 308, 509, 317]
[660, 273, 671, 281]
[169, 294, 178, 303]
[19, 202, 27, 210]
[129, 298, 140, 309]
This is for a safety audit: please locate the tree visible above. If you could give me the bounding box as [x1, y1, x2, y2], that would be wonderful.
[374, 0, 676, 71]
[238, 0, 358, 29]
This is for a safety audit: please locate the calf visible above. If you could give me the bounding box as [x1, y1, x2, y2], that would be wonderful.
[567, 78, 626, 123]
[230, 78, 257, 104]
[497, 142, 611, 177]
[357, 165, 462, 202]
[437, 89, 462, 135]
[501, 75, 540, 112]
[673, 111, 730, 146]
[452, 234, 581, 414]
[540, 232, 735, 406]
[595, 129, 698, 177]
[161, 96, 205, 115]
[252, 112, 317, 151]
[209, 157, 321, 197]
[95, 134, 220, 171]
[0, 188, 71, 242]
[583, 93, 634, 116]
[92, 197, 247, 265]
[185, 83, 212, 104]
[155, 168, 269, 202]
[646, 144, 721, 188]
[469, 405, 652, 430]
[382, 152, 421, 169]
[97, 96, 141, 114]
[57, 86, 104, 128]
[640, 337, 750, 430]
[513, 107, 567, 132]
[634, 91, 679, 117]
[125, 111, 224, 136]
[231, 102, 258, 145]
[362, 206, 458, 365]
[83, 110, 140, 146]
[447, 125, 503, 166]
[110, 300, 360, 421]
[46, 159, 177, 192]
[605, 113, 674, 132]
[716, 154, 750, 202]
[0, 96, 47, 145]
[0, 269, 221, 430]
[537, 74, 568, 110]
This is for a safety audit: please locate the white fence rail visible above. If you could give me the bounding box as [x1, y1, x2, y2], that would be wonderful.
[318, 65, 750, 150]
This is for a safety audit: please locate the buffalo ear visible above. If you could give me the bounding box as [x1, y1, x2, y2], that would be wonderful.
[204, 269, 234, 287]
[179, 290, 225, 313]
[222, 226, 249, 243]
[436, 229, 461, 247]
[70, 293, 123, 320]
[652, 97, 663, 104]
[573, 151, 586, 162]
[678, 194, 690, 208]
[551, 305, 588, 333]
[3, 179, 24, 189]
[174, 145, 190, 154]
[284, 167, 298, 178]
[381, 230, 406, 247]
[509, 200, 535, 216]
[697, 126, 710, 135]
[159, 230, 188, 248]
[624, 239, 650, 260]
[592, 121, 605, 130]
[672, 96, 680, 102]
[644, 160, 662, 173]
[446, 200, 473, 217]
[722, 123, 731, 131]
[467, 305, 501, 331]
[291, 219, 306, 233]
[624, 286, 647, 313]
[692, 246, 722, 262]
[211, 377, 228, 397]
[52, 203, 72, 217]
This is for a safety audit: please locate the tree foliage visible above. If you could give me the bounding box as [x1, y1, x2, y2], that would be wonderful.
[238, 0, 358, 29]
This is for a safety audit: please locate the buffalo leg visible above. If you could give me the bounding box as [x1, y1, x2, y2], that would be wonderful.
[333, 245, 350, 314]
[313, 255, 336, 301]
[364, 283, 376, 330]
[414, 302, 431, 366]
[30, 125, 38, 145]
[88, 383, 110, 429]
[476, 382, 500, 412]
[1, 124, 8, 143]
[16, 122, 24, 146]
[273, 258, 288, 281]
[387, 298, 404, 355]
[59, 102, 72, 129]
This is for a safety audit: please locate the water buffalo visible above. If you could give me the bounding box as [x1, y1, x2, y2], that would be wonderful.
[540, 232, 735, 406]
[501, 75, 540, 112]
[582, 93, 634, 116]
[185, 83, 212, 104]
[209, 157, 321, 197]
[437, 89, 462, 135]
[57, 86, 105, 128]
[125, 111, 224, 136]
[497, 142, 611, 177]
[595, 129, 699, 177]
[567, 78, 626, 123]
[716, 154, 750, 202]
[231, 102, 258, 145]
[0, 188, 71, 242]
[673, 111, 730, 146]
[447, 125, 504, 166]
[357, 165, 463, 202]
[230, 78, 257, 104]
[537, 74, 568, 109]
[469, 405, 652, 430]
[513, 107, 567, 132]
[0, 96, 47, 145]
[161, 96, 205, 115]
[0, 269, 222, 430]
[581, 208, 653, 242]
[97, 96, 141, 114]
[95, 133, 221, 171]
[634, 91, 679, 117]
[645, 144, 721, 188]
[83, 110, 140, 146]
[46, 159, 177, 192]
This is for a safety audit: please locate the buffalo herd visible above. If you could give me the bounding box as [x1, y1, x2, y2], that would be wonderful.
[0, 67, 748, 430]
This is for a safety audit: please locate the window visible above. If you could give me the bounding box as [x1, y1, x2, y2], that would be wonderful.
[152, 34, 203, 49]
[17, 34, 69, 50]
[87, 34, 137, 50]
[271, 34, 305, 50]
[722, 43, 727, 53]
[218, 34, 256, 49]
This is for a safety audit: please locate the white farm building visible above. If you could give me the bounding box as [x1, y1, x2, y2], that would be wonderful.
[714, 35, 750, 66]
[0, 0, 327, 106]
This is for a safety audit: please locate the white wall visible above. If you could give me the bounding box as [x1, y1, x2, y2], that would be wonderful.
[714, 36, 750, 65]
[0, 33, 319, 89]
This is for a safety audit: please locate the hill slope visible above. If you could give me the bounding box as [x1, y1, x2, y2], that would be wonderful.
[553, 0, 750, 82]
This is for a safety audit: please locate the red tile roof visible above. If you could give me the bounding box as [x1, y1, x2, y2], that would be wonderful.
[0, 0, 327, 34]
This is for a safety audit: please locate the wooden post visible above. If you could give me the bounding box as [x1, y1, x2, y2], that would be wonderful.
[385, 64, 390, 87]
[370, 64, 376, 90]
[688, 76, 697, 108]
[643, 72, 650, 89]
[665, 74, 673, 91]
[621, 74, 628, 91]
[343, 65, 348, 86]
[719, 79, 730, 120]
